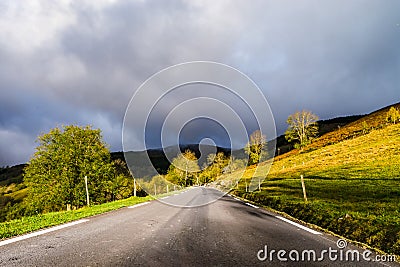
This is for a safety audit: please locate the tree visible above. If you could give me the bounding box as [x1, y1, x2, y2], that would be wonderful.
[108, 159, 143, 200]
[23, 125, 114, 213]
[199, 152, 229, 183]
[244, 130, 267, 166]
[386, 107, 400, 124]
[166, 150, 200, 186]
[224, 157, 247, 174]
[143, 175, 171, 195]
[285, 110, 319, 149]
[206, 152, 228, 173]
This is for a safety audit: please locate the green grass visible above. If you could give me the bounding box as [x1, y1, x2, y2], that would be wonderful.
[0, 186, 189, 240]
[0, 195, 153, 240]
[267, 123, 400, 180]
[220, 123, 400, 255]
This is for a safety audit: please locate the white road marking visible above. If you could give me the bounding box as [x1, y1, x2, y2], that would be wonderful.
[276, 216, 321, 235]
[160, 196, 168, 199]
[233, 197, 241, 202]
[0, 219, 90, 247]
[245, 203, 259, 209]
[128, 202, 150, 209]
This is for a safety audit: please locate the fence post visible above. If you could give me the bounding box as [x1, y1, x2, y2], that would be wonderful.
[134, 178, 137, 197]
[300, 175, 308, 202]
[84, 176, 90, 206]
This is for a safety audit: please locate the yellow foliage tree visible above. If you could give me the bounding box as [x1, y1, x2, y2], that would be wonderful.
[386, 107, 400, 124]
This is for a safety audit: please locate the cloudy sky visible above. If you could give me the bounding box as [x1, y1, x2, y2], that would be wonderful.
[1, 0, 399, 166]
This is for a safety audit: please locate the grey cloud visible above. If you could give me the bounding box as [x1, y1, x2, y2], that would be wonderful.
[1, 0, 399, 165]
[0, 128, 34, 166]
[229, 0, 400, 133]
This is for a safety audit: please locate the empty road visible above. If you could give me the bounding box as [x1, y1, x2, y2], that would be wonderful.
[0, 187, 397, 266]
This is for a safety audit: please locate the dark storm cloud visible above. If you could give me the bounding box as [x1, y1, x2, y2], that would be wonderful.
[1, 0, 399, 165]
[230, 0, 400, 131]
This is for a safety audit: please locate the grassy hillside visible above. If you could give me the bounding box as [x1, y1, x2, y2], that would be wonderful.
[0, 165, 27, 221]
[219, 103, 400, 255]
[275, 114, 364, 155]
[276, 102, 400, 160]
[267, 123, 400, 180]
[0, 164, 25, 186]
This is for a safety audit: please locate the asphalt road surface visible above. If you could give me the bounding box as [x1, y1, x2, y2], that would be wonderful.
[0, 187, 398, 266]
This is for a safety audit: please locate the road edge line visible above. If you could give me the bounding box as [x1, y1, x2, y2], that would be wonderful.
[0, 219, 90, 247]
[128, 202, 150, 209]
[245, 202, 259, 209]
[276, 216, 321, 235]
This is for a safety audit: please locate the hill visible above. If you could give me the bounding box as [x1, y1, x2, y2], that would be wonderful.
[276, 102, 400, 160]
[219, 102, 400, 255]
[275, 114, 364, 155]
[0, 164, 25, 187]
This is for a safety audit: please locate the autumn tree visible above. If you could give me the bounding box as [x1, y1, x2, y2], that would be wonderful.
[206, 152, 228, 175]
[285, 110, 319, 149]
[199, 152, 229, 183]
[23, 125, 114, 213]
[224, 157, 247, 174]
[244, 130, 267, 166]
[386, 107, 400, 124]
[166, 150, 200, 186]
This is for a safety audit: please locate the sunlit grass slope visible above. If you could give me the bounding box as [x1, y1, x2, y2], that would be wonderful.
[220, 108, 400, 255]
